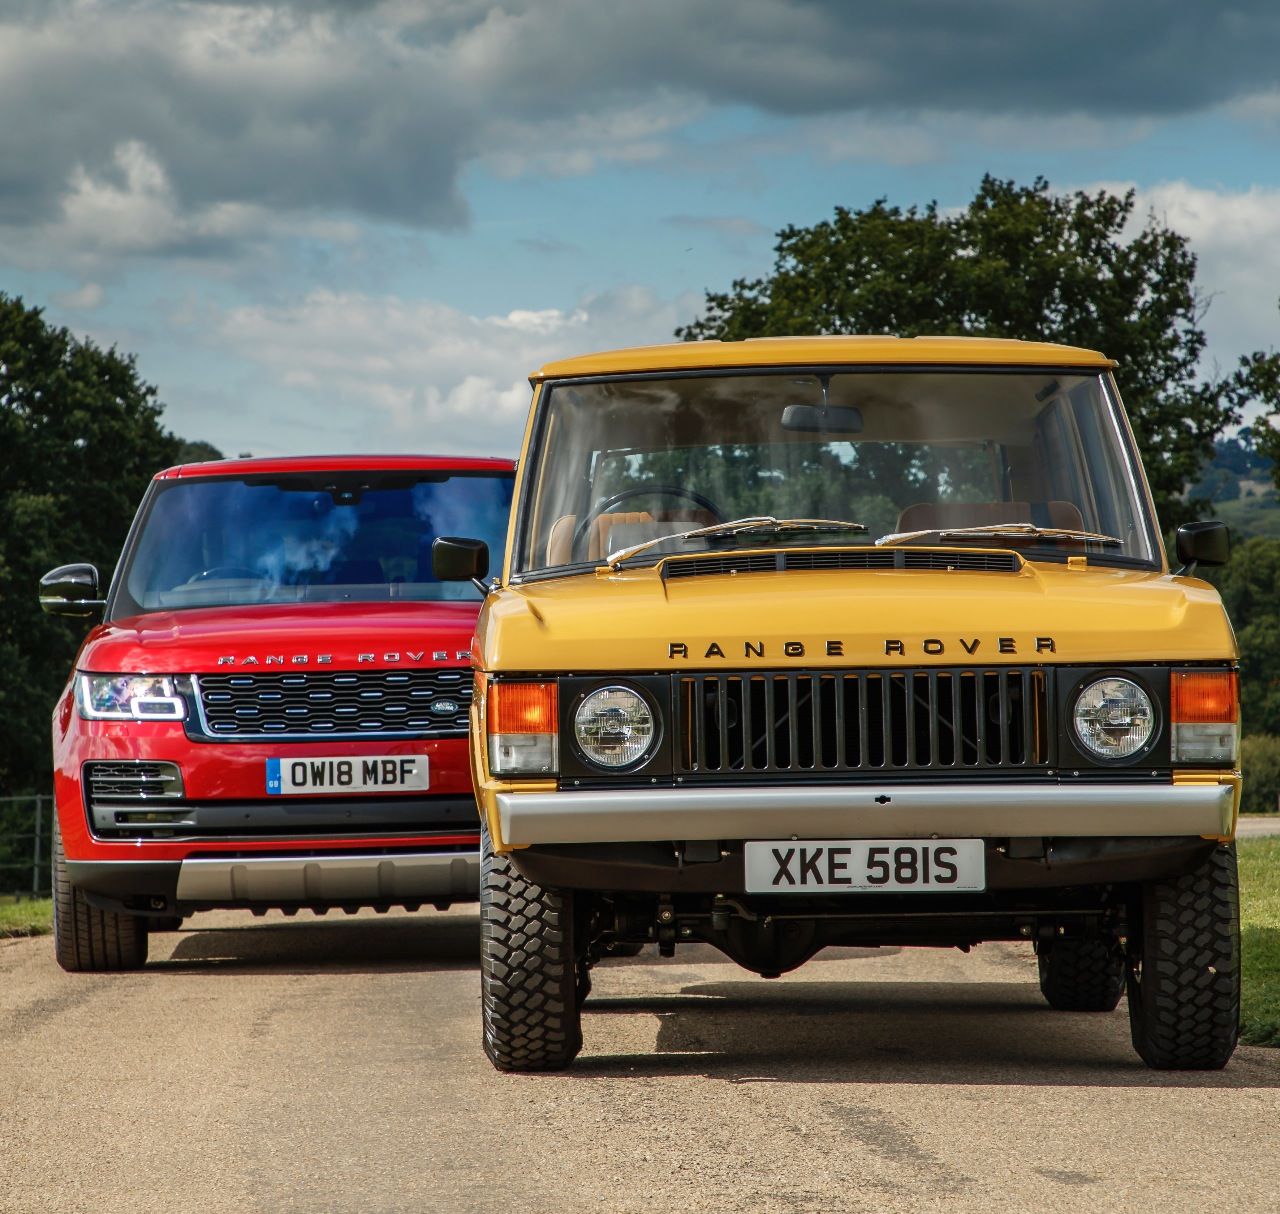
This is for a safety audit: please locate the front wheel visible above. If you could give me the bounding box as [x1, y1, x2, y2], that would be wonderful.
[479, 819, 582, 1072]
[51, 816, 148, 973]
[1126, 844, 1240, 1070]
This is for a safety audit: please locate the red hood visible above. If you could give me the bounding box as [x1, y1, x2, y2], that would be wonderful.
[78, 601, 481, 673]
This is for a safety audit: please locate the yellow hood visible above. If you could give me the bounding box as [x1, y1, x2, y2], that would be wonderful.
[478, 558, 1236, 671]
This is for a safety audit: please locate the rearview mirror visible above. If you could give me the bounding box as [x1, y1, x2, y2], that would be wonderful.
[781, 404, 863, 434]
[1175, 521, 1230, 574]
[432, 536, 490, 583]
[39, 563, 105, 617]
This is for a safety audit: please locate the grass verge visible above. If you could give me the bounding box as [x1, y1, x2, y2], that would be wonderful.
[0, 897, 53, 938]
[1240, 836, 1280, 1046]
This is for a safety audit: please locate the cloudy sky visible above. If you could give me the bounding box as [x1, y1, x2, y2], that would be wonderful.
[3, 0, 1279, 459]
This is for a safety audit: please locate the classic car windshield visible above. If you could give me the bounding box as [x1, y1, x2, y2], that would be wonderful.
[116, 470, 514, 615]
[516, 370, 1158, 574]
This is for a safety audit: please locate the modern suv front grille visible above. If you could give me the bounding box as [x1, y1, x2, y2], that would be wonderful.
[676, 666, 1051, 777]
[192, 669, 471, 739]
[84, 760, 184, 801]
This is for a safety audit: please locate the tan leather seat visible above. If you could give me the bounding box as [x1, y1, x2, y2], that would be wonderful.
[545, 508, 719, 565]
[896, 500, 1085, 533]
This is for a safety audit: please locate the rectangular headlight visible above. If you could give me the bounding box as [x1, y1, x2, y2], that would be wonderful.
[76, 674, 186, 721]
[487, 681, 558, 775]
[1171, 671, 1238, 764]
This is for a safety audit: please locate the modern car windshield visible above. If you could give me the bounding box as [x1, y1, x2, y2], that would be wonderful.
[517, 370, 1157, 574]
[116, 471, 514, 614]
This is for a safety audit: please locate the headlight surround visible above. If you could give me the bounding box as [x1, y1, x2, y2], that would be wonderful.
[77, 673, 186, 721]
[1072, 676, 1155, 760]
[573, 685, 658, 770]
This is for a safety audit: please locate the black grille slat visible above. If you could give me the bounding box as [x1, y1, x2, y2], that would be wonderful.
[195, 670, 471, 740]
[676, 666, 1052, 777]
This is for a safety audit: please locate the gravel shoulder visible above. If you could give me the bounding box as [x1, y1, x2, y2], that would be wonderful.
[3, 907, 1279, 1214]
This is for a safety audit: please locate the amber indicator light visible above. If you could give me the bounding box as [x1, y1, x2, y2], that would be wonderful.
[489, 681, 558, 734]
[1171, 671, 1238, 723]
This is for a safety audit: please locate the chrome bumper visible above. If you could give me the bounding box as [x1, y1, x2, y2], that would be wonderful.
[497, 783, 1235, 847]
[174, 851, 480, 903]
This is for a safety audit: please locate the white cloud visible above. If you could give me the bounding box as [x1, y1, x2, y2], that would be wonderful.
[212, 284, 700, 456]
[1120, 181, 1280, 363]
[51, 282, 105, 311]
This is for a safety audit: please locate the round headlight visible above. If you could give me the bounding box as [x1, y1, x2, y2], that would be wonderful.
[1073, 677, 1155, 760]
[573, 686, 657, 769]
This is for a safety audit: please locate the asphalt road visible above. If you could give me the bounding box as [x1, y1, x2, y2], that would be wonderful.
[3, 909, 1279, 1214]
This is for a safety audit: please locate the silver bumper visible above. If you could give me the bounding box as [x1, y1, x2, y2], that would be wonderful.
[174, 851, 480, 903]
[497, 783, 1235, 847]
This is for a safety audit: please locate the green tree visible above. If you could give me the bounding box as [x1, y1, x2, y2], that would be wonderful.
[0, 293, 182, 796]
[677, 176, 1280, 526]
[175, 438, 224, 465]
[1211, 537, 1280, 736]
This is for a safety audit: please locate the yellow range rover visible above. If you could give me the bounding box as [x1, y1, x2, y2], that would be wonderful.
[433, 336, 1241, 1073]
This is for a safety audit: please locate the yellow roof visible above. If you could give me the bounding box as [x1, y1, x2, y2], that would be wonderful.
[531, 335, 1115, 381]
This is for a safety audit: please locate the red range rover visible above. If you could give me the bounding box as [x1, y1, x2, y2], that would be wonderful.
[40, 454, 514, 971]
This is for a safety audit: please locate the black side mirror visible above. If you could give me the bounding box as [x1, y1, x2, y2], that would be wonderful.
[39, 563, 105, 617]
[432, 537, 490, 585]
[1175, 521, 1230, 576]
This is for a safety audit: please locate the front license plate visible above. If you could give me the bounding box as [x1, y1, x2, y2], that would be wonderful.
[266, 755, 429, 796]
[744, 839, 985, 893]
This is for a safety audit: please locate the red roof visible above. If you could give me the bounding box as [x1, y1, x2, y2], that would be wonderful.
[154, 454, 515, 479]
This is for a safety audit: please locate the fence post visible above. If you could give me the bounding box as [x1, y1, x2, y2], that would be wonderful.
[32, 794, 44, 898]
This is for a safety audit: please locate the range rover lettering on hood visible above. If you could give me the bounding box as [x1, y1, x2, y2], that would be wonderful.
[215, 650, 472, 666]
[666, 636, 1058, 660]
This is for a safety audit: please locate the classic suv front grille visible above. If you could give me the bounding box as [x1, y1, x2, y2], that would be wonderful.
[85, 760, 184, 801]
[663, 548, 1020, 580]
[676, 667, 1051, 777]
[193, 669, 471, 739]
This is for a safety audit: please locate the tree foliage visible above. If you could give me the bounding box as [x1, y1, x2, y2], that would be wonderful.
[0, 293, 183, 794]
[677, 176, 1280, 525]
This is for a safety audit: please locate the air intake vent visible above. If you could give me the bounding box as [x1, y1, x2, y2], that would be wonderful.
[664, 554, 779, 579]
[899, 551, 1020, 572]
[85, 760, 184, 801]
[663, 548, 1019, 579]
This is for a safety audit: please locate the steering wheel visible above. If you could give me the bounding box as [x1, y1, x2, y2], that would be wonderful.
[571, 484, 727, 558]
[187, 565, 264, 582]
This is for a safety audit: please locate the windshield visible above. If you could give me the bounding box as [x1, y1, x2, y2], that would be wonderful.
[516, 370, 1157, 574]
[116, 470, 514, 615]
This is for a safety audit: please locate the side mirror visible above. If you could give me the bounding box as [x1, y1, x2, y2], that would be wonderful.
[39, 563, 105, 617]
[432, 537, 490, 585]
[1175, 521, 1230, 575]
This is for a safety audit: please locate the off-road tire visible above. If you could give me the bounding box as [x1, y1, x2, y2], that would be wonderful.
[479, 820, 582, 1072]
[51, 817, 148, 973]
[1127, 843, 1240, 1070]
[1037, 939, 1125, 1012]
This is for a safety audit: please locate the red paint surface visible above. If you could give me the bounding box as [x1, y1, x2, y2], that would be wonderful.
[54, 455, 509, 870]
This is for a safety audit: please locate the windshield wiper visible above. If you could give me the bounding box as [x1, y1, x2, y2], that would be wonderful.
[877, 522, 1122, 548]
[605, 516, 868, 569]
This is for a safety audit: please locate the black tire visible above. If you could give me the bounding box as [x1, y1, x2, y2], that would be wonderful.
[479, 819, 582, 1072]
[1126, 843, 1240, 1070]
[1037, 939, 1125, 1012]
[51, 817, 148, 973]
